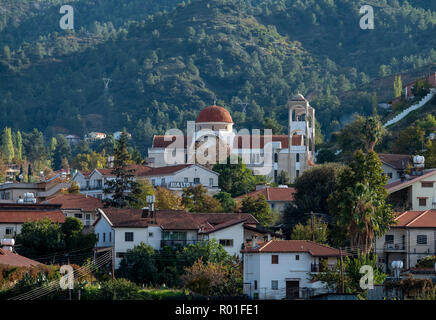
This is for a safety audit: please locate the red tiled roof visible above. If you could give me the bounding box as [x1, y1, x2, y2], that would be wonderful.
[196, 106, 233, 123]
[0, 210, 65, 224]
[98, 209, 259, 230]
[234, 187, 296, 202]
[99, 208, 150, 228]
[138, 164, 194, 177]
[241, 240, 344, 257]
[394, 210, 436, 228]
[190, 213, 258, 226]
[378, 153, 410, 170]
[47, 193, 103, 212]
[386, 169, 436, 193]
[199, 218, 246, 234]
[0, 249, 42, 267]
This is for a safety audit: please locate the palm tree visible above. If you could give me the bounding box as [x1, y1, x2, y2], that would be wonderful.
[339, 182, 382, 254]
[362, 116, 385, 151]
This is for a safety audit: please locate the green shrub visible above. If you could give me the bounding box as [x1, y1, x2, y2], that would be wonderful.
[416, 256, 436, 268]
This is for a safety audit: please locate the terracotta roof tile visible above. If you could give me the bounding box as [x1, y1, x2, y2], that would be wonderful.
[235, 187, 295, 202]
[241, 240, 344, 257]
[196, 106, 233, 123]
[378, 153, 410, 170]
[0, 208, 65, 223]
[0, 249, 42, 267]
[47, 193, 103, 212]
[394, 210, 436, 228]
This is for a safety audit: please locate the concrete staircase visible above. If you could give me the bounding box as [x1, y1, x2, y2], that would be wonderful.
[384, 88, 436, 127]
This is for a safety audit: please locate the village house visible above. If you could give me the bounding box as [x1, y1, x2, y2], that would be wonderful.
[374, 209, 436, 273]
[93, 208, 270, 268]
[387, 168, 436, 211]
[0, 180, 70, 204]
[148, 94, 316, 183]
[85, 132, 107, 142]
[378, 153, 410, 184]
[241, 240, 344, 300]
[72, 163, 220, 199]
[0, 203, 65, 239]
[234, 186, 295, 215]
[45, 193, 103, 227]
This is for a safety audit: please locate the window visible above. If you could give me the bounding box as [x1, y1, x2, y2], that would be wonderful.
[271, 280, 278, 290]
[97, 194, 102, 200]
[417, 235, 427, 245]
[274, 153, 278, 163]
[219, 239, 234, 247]
[103, 233, 106, 242]
[254, 280, 258, 290]
[161, 178, 166, 185]
[74, 213, 83, 219]
[149, 232, 154, 237]
[125, 232, 134, 242]
[109, 232, 111, 242]
[184, 177, 188, 183]
[151, 179, 156, 186]
[209, 178, 214, 186]
[387, 173, 393, 179]
[422, 182, 434, 188]
[419, 198, 427, 206]
[295, 255, 299, 261]
[385, 235, 394, 244]
[194, 178, 200, 184]
[296, 153, 300, 163]
[162, 231, 187, 241]
[271, 255, 279, 264]
[296, 170, 300, 178]
[116, 252, 126, 258]
[5, 227, 13, 235]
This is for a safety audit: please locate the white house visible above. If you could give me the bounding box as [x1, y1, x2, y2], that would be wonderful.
[0, 203, 65, 239]
[45, 193, 103, 227]
[387, 169, 436, 211]
[374, 209, 436, 273]
[93, 208, 270, 268]
[241, 240, 344, 300]
[72, 164, 220, 199]
[378, 153, 410, 184]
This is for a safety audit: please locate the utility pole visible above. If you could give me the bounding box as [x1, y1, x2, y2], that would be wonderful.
[111, 248, 115, 280]
[339, 248, 344, 294]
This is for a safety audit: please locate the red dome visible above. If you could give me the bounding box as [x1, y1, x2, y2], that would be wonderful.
[196, 106, 233, 123]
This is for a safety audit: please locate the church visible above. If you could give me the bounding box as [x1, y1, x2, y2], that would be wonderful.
[147, 94, 316, 183]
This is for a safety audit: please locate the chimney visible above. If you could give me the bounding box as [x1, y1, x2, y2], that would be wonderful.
[142, 208, 150, 218]
[1, 238, 15, 252]
[251, 236, 258, 249]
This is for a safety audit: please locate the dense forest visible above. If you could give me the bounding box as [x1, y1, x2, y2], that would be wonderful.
[0, 0, 435, 156]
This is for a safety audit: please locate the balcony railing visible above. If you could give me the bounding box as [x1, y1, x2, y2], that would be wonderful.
[310, 264, 336, 273]
[160, 239, 205, 248]
[384, 243, 405, 251]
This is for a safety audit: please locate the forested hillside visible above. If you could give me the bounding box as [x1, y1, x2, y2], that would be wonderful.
[0, 0, 435, 156]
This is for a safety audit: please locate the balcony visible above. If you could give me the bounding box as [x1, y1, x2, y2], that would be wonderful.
[160, 239, 205, 248]
[384, 243, 406, 252]
[310, 263, 336, 273]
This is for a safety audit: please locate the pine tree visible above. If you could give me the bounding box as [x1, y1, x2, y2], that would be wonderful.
[1, 127, 15, 163]
[15, 131, 23, 161]
[103, 131, 141, 208]
[394, 75, 402, 98]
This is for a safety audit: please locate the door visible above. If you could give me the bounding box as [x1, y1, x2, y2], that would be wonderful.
[286, 281, 299, 299]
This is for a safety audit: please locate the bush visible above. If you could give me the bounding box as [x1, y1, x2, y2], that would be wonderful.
[416, 256, 436, 268]
[97, 278, 141, 300]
